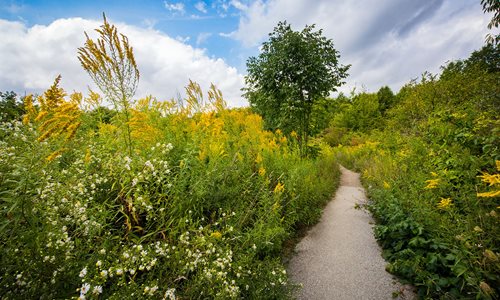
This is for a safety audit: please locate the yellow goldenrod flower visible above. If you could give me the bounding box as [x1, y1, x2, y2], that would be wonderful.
[437, 197, 452, 210]
[268, 139, 278, 149]
[258, 167, 266, 177]
[46, 150, 64, 162]
[255, 153, 263, 164]
[84, 148, 91, 164]
[477, 190, 500, 198]
[290, 131, 298, 138]
[478, 173, 500, 186]
[35, 111, 48, 122]
[273, 182, 284, 194]
[210, 231, 222, 239]
[425, 178, 440, 189]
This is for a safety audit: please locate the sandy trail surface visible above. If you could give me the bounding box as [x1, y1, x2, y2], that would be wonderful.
[287, 166, 415, 300]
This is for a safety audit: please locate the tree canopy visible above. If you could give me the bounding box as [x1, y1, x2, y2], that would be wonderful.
[244, 21, 349, 156]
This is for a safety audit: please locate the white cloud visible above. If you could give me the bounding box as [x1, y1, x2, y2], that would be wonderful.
[0, 18, 246, 107]
[142, 18, 157, 29]
[196, 32, 212, 45]
[195, 1, 208, 14]
[227, 0, 491, 94]
[164, 1, 185, 14]
[4, 3, 25, 14]
[175, 35, 191, 43]
[230, 0, 247, 11]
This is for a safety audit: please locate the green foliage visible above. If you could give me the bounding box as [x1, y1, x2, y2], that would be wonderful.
[376, 86, 396, 115]
[0, 80, 340, 299]
[244, 21, 349, 156]
[1, 16, 342, 299]
[481, 0, 500, 44]
[0, 91, 25, 122]
[332, 92, 381, 132]
[333, 44, 500, 299]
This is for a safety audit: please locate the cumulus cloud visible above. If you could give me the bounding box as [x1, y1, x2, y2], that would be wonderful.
[195, 1, 208, 14]
[196, 32, 212, 45]
[230, 0, 248, 11]
[164, 1, 185, 14]
[0, 18, 246, 107]
[225, 0, 491, 94]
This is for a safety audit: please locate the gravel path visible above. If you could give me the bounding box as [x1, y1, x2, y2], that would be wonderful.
[287, 166, 415, 300]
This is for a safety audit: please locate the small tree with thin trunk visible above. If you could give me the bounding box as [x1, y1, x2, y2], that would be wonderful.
[244, 21, 349, 157]
[78, 14, 139, 156]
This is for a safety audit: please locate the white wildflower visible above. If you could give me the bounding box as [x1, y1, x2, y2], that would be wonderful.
[163, 288, 176, 300]
[145, 160, 154, 171]
[80, 283, 90, 295]
[79, 267, 87, 278]
[92, 285, 103, 295]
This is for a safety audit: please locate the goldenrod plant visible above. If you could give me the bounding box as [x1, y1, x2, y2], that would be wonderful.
[1, 74, 339, 298]
[331, 44, 499, 298]
[78, 13, 139, 156]
[21, 75, 82, 161]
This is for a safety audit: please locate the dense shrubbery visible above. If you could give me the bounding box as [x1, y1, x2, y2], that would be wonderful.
[331, 45, 499, 299]
[0, 78, 339, 299]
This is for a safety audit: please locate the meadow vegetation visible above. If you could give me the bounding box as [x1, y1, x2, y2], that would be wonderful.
[0, 78, 339, 299]
[1, 9, 499, 300]
[328, 44, 499, 299]
[0, 18, 340, 299]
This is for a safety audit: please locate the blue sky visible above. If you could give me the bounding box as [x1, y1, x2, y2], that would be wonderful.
[0, 0, 495, 106]
[0, 0, 248, 66]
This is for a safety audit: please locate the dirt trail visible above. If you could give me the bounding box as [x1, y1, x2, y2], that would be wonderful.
[287, 166, 415, 300]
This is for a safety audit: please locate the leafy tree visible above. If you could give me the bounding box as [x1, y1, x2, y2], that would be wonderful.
[0, 91, 25, 121]
[467, 43, 500, 73]
[332, 93, 380, 132]
[244, 21, 349, 156]
[481, 0, 500, 44]
[78, 14, 139, 156]
[376, 86, 395, 115]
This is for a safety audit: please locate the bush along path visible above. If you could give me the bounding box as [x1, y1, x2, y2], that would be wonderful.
[287, 166, 415, 299]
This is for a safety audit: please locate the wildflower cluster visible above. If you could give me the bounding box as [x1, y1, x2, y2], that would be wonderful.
[0, 80, 338, 298]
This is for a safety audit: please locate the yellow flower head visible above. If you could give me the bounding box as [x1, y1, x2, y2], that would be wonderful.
[425, 178, 440, 189]
[255, 153, 263, 164]
[46, 149, 64, 162]
[84, 148, 91, 164]
[258, 167, 266, 177]
[477, 190, 500, 198]
[210, 231, 222, 239]
[479, 173, 500, 186]
[383, 181, 390, 189]
[273, 182, 285, 194]
[290, 131, 298, 138]
[437, 197, 452, 210]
